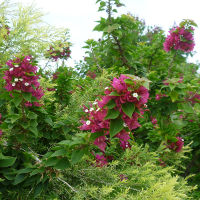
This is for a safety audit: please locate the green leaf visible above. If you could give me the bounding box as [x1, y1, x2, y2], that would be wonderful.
[45, 116, 54, 126]
[9, 114, 20, 123]
[22, 92, 32, 102]
[0, 156, 16, 167]
[109, 91, 120, 96]
[29, 126, 38, 137]
[30, 119, 38, 128]
[71, 149, 85, 164]
[12, 96, 23, 107]
[122, 102, 135, 118]
[13, 174, 26, 185]
[104, 109, 120, 120]
[124, 79, 134, 85]
[30, 168, 45, 176]
[109, 118, 124, 137]
[27, 112, 37, 119]
[58, 140, 71, 146]
[54, 158, 70, 170]
[106, 99, 116, 109]
[181, 102, 194, 113]
[34, 183, 43, 197]
[50, 149, 67, 157]
[170, 91, 178, 102]
[17, 168, 33, 174]
[90, 132, 105, 141]
[45, 157, 59, 167]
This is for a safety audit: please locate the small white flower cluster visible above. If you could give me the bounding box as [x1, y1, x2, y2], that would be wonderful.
[14, 64, 19, 68]
[105, 87, 109, 90]
[132, 93, 138, 98]
[90, 108, 94, 112]
[86, 120, 91, 125]
[123, 123, 128, 127]
[144, 104, 147, 108]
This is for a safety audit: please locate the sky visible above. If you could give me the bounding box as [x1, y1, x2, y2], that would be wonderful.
[13, 0, 200, 66]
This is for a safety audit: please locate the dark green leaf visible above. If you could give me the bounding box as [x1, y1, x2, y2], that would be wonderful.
[27, 112, 37, 119]
[54, 158, 70, 170]
[0, 157, 16, 167]
[30, 168, 45, 177]
[45, 116, 54, 126]
[13, 174, 26, 185]
[71, 149, 85, 164]
[12, 96, 23, 107]
[50, 149, 67, 157]
[22, 92, 32, 102]
[29, 126, 38, 137]
[109, 118, 124, 137]
[106, 99, 116, 109]
[34, 183, 43, 197]
[104, 109, 120, 120]
[45, 157, 59, 167]
[122, 102, 135, 118]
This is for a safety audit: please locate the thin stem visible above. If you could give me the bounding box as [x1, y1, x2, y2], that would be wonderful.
[57, 177, 77, 193]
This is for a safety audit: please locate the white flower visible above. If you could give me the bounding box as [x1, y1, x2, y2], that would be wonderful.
[12, 83, 16, 86]
[105, 87, 109, 90]
[24, 82, 29, 86]
[144, 104, 147, 108]
[9, 68, 13, 71]
[132, 93, 138, 98]
[96, 108, 100, 112]
[14, 64, 19, 68]
[90, 108, 94, 112]
[123, 123, 128, 127]
[93, 102, 98, 105]
[19, 78, 23, 81]
[181, 138, 184, 141]
[14, 78, 18, 82]
[86, 120, 91, 125]
[85, 109, 89, 113]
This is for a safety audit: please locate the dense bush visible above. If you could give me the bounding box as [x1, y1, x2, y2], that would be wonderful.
[0, 0, 200, 199]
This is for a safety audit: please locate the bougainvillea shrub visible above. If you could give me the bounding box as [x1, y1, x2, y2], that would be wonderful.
[0, 0, 199, 199]
[79, 74, 150, 165]
[163, 25, 195, 52]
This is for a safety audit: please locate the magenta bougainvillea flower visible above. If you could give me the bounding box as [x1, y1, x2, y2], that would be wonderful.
[46, 43, 71, 61]
[187, 92, 200, 104]
[163, 26, 195, 52]
[80, 74, 149, 166]
[3, 56, 44, 107]
[167, 137, 184, 152]
[95, 154, 108, 167]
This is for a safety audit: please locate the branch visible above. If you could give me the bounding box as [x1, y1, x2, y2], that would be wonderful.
[57, 177, 78, 193]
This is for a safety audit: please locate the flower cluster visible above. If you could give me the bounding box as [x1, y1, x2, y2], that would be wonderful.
[187, 92, 200, 104]
[46, 42, 71, 61]
[3, 56, 44, 107]
[163, 26, 195, 52]
[167, 137, 184, 153]
[80, 75, 149, 166]
[86, 71, 96, 79]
